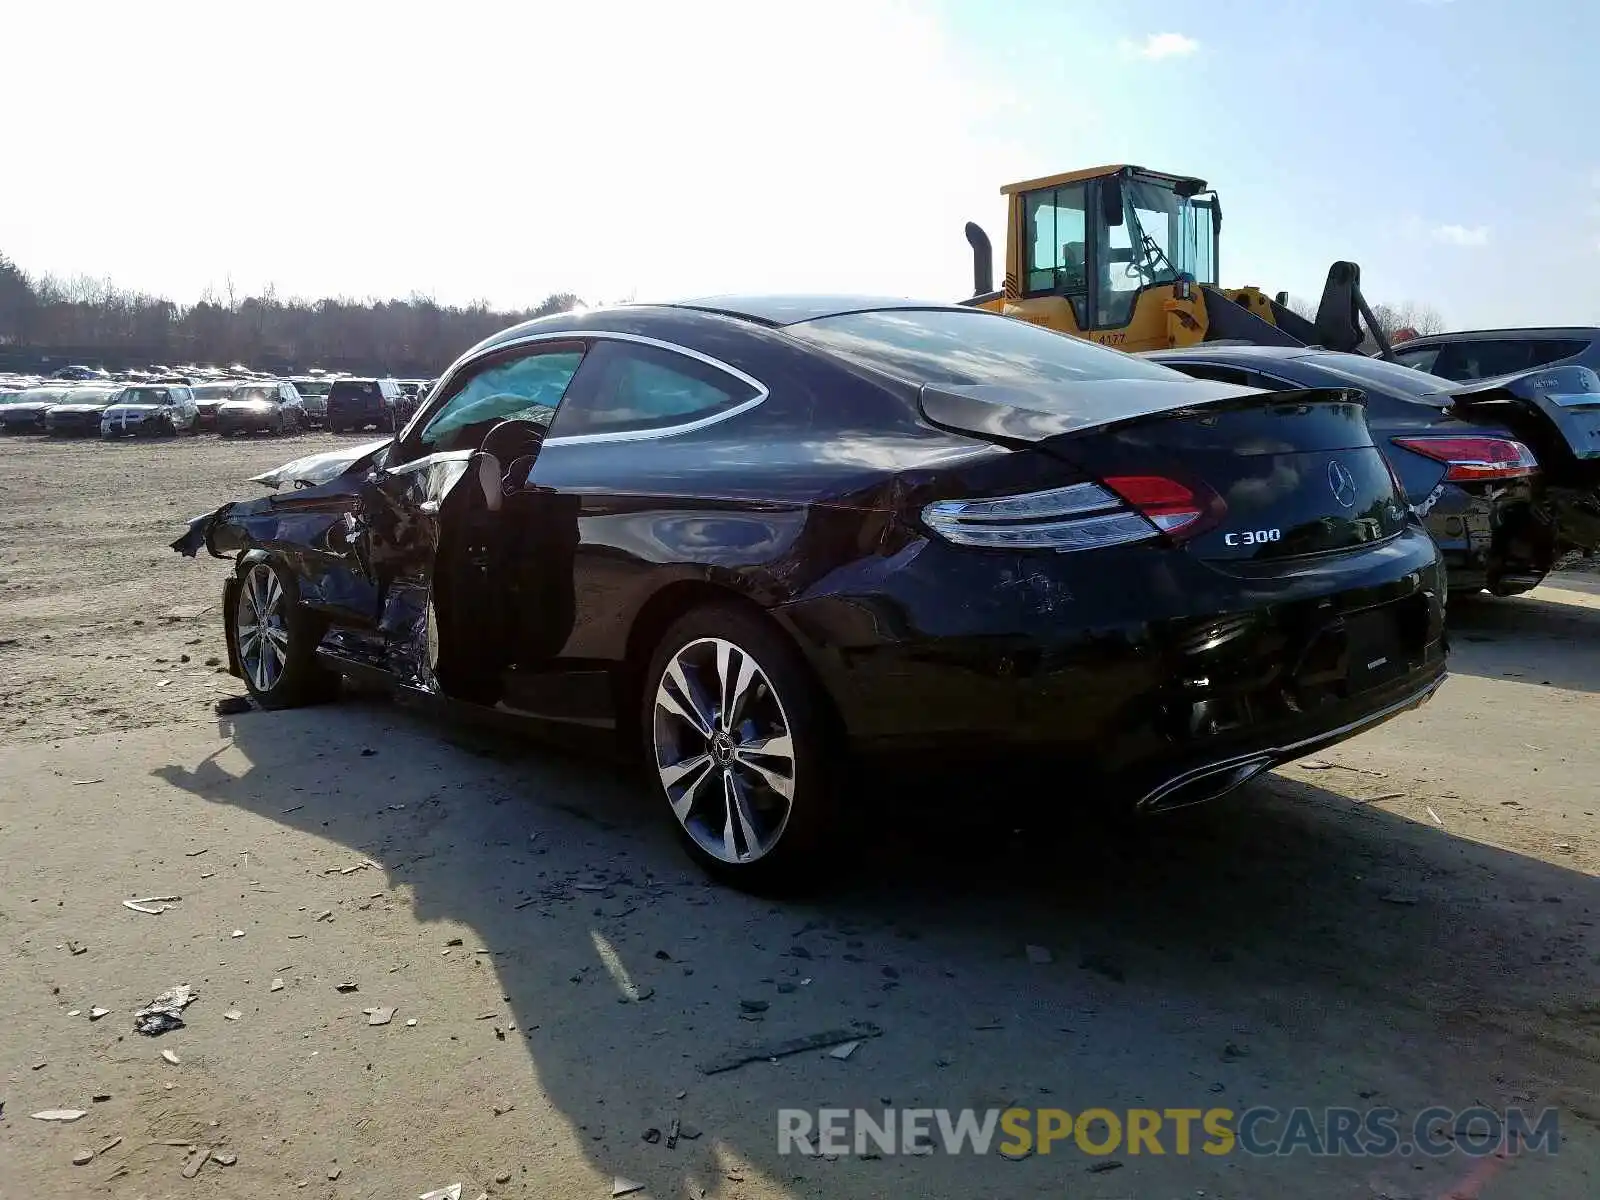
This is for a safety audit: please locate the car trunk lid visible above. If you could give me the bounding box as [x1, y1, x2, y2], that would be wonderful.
[919, 380, 1408, 562]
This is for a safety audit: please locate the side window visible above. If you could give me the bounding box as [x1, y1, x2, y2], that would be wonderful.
[417, 346, 585, 454]
[1391, 345, 1442, 374]
[1161, 362, 1254, 386]
[1529, 339, 1588, 368]
[1022, 185, 1088, 298]
[1432, 340, 1531, 381]
[548, 340, 760, 439]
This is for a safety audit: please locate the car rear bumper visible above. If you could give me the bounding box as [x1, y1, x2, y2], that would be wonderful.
[776, 523, 1448, 804]
[1421, 481, 1553, 594]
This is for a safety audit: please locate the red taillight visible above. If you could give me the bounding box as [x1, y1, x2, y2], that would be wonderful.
[1101, 474, 1223, 537]
[1391, 436, 1538, 482]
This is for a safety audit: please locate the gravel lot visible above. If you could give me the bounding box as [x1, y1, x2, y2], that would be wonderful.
[1, 432, 1597, 1199]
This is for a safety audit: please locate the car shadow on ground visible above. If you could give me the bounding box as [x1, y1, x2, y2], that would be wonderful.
[150, 695, 1600, 1198]
[1445, 578, 1600, 694]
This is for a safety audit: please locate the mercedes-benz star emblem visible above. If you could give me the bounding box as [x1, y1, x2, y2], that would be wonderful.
[1328, 460, 1357, 509]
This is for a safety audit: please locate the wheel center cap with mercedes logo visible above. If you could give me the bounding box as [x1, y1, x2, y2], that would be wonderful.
[1328, 460, 1357, 509]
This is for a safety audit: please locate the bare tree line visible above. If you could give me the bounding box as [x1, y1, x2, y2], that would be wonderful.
[0, 253, 581, 376]
[1286, 294, 1447, 342]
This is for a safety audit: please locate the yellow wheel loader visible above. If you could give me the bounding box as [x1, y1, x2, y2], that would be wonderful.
[961, 164, 1396, 360]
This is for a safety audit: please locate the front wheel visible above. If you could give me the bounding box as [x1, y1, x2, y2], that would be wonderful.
[641, 604, 840, 891]
[231, 558, 340, 709]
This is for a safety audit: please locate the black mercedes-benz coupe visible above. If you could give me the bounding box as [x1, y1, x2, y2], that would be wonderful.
[174, 297, 1447, 887]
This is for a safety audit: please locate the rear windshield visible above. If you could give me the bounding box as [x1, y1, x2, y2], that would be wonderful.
[63, 388, 117, 403]
[293, 380, 331, 397]
[193, 384, 235, 400]
[330, 381, 383, 401]
[232, 386, 279, 403]
[1297, 352, 1455, 404]
[786, 308, 1185, 387]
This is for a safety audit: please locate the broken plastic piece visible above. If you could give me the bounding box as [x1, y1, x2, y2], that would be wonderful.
[161, 1049, 181, 1065]
[135, 984, 197, 1036]
[224, 1010, 242, 1021]
[419, 1186, 463, 1200]
[829, 1040, 860, 1060]
[699, 1022, 883, 1075]
[31, 1110, 87, 1122]
[612, 1179, 644, 1198]
[364, 1006, 396, 1026]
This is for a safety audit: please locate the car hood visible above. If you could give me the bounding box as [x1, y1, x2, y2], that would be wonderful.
[250, 437, 391, 489]
[48, 402, 114, 414]
[3, 401, 61, 415]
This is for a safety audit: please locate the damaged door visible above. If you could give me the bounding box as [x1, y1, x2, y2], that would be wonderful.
[354, 340, 588, 697]
[353, 450, 476, 688]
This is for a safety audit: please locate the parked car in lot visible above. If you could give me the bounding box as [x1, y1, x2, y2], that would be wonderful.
[1, 386, 73, 433]
[191, 383, 238, 430]
[174, 297, 1447, 888]
[216, 381, 308, 437]
[44, 384, 126, 435]
[100, 384, 200, 437]
[287, 377, 332, 427]
[326, 377, 404, 432]
[1390, 327, 1600, 383]
[1148, 346, 1600, 598]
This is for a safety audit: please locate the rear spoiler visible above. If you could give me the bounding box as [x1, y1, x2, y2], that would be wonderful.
[919, 379, 1363, 444]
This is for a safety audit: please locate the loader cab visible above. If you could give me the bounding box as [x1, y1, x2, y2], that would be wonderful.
[995, 165, 1220, 349]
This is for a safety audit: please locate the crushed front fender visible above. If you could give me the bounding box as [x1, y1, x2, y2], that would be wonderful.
[170, 503, 237, 559]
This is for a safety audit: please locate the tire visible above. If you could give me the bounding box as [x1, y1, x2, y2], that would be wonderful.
[230, 557, 341, 710]
[640, 603, 841, 892]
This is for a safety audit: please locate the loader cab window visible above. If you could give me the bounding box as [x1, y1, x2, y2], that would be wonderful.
[1095, 177, 1205, 329]
[1022, 184, 1090, 326]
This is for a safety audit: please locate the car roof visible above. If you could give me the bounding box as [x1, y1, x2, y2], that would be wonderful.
[1397, 327, 1600, 346]
[668, 294, 970, 327]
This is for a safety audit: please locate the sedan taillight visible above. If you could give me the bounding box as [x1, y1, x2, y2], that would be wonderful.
[922, 476, 1222, 552]
[1390, 435, 1538, 482]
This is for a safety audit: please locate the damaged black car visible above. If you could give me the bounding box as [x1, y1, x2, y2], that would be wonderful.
[1150, 346, 1600, 598]
[174, 297, 1448, 888]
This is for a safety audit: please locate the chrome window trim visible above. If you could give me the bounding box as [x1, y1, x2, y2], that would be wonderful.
[405, 329, 770, 448]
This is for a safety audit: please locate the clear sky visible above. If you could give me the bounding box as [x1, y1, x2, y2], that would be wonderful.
[5, 0, 1594, 328]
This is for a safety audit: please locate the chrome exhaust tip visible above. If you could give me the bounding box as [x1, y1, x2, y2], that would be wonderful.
[1138, 755, 1274, 814]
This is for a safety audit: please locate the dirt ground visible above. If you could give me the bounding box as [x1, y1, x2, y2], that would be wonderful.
[1, 432, 1598, 1200]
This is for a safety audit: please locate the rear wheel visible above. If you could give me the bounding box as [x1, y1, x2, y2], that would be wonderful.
[641, 604, 840, 892]
[232, 558, 340, 709]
